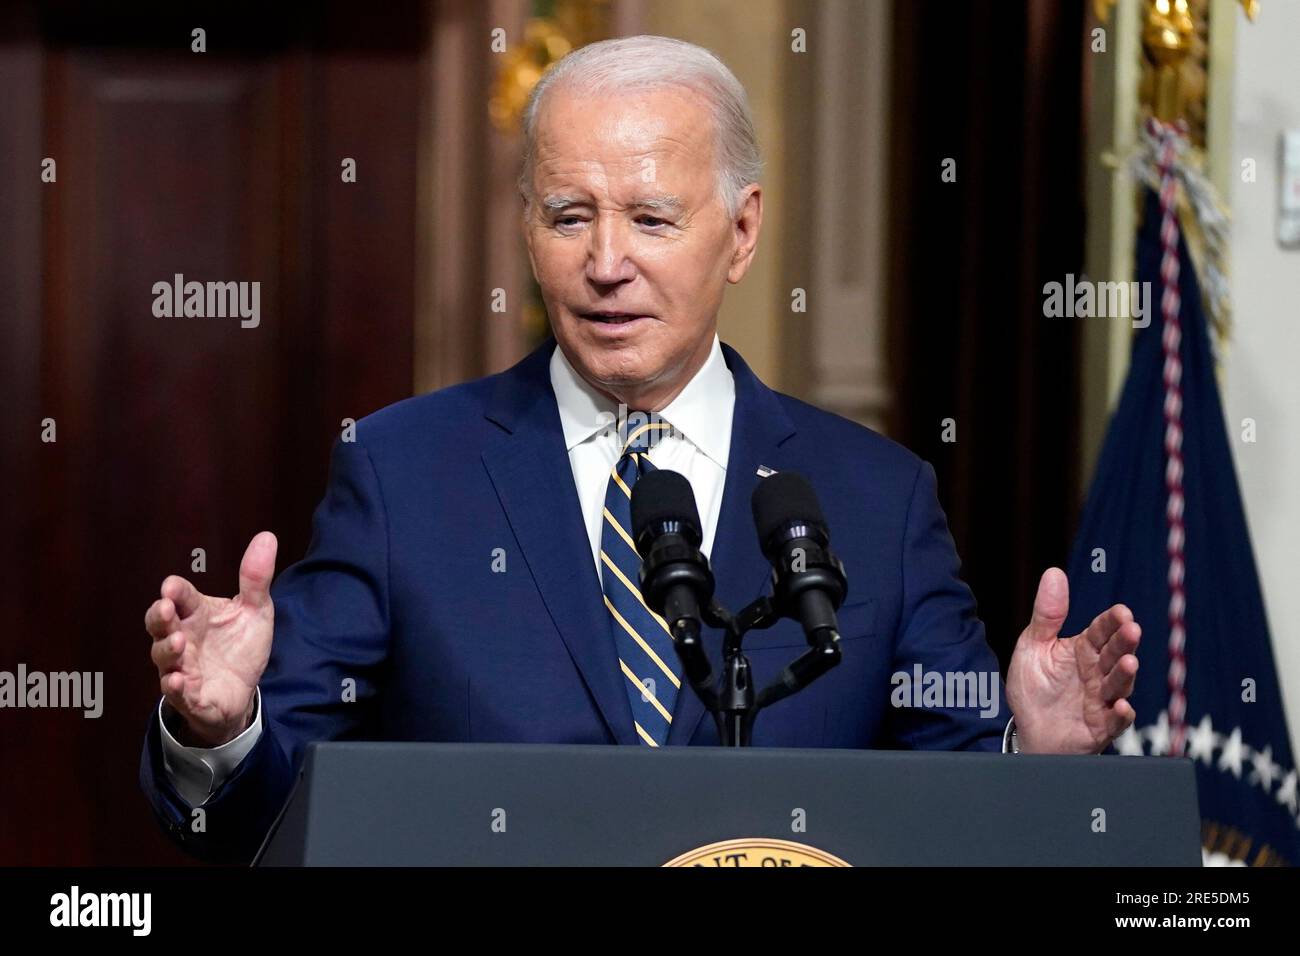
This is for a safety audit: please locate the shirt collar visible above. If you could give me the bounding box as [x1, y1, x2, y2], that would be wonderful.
[549, 333, 734, 469]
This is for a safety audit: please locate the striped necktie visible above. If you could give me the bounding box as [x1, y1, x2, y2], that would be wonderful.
[600, 413, 681, 746]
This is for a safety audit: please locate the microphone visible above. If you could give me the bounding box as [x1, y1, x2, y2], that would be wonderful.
[630, 470, 715, 641]
[750, 472, 847, 645]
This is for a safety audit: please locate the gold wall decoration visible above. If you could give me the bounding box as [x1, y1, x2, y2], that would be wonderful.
[1142, 0, 1200, 130]
[1093, 0, 1258, 351]
[489, 0, 613, 133]
[1095, 0, 1257, 145]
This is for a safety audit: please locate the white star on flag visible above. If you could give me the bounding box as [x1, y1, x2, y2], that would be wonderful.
[1185, 714, 1218, 765]
[1276, 770, 1299, 817]
[1147, 710, 1171, 757]
[1217, 727, 1247, 779]
[1248, 745, 1280, 793]
[1115, 724, 1145, 756]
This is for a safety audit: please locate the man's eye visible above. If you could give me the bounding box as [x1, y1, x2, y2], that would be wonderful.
[555, 216, 582, 227]
[637, 216, 668, 228]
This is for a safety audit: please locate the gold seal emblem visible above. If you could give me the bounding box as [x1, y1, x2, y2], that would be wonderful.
[663, 838, 850, 867]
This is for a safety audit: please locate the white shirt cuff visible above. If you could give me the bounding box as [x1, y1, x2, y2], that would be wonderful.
[158, 687, 263, 807]
[1002, 715, 1019, 753]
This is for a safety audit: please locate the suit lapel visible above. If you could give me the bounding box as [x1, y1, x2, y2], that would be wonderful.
[666, 342, 797, 746]
[480, 338, 636, 745]
[479, 338, 797, 748]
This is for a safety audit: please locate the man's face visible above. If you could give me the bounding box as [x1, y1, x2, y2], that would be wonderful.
[524, 85, 761, 410]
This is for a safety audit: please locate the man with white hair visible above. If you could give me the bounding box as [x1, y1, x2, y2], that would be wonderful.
[141, 35, 1142, 862]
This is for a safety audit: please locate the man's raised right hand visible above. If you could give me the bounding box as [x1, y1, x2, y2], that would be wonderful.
[144, 531, 278, 748]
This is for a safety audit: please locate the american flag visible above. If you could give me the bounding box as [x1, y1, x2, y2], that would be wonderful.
[1064, 122, 1300, 866]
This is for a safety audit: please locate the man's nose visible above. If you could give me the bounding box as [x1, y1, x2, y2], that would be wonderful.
[585, 217, 637, 285]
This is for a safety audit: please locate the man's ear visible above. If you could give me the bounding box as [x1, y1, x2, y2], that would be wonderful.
[521, 206, 539, 278]
[726, 184, 763, 284]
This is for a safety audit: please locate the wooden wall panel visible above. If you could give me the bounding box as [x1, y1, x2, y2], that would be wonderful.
[1, 1, 422, 864]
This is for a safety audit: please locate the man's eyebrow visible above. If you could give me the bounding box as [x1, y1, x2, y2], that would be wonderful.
[630, 194, 684, 213]
[539, 194, 685, 213]
[541, 194, 586, 211]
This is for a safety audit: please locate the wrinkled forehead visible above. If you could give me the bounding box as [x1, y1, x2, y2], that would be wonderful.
[531, 85, 718, 195]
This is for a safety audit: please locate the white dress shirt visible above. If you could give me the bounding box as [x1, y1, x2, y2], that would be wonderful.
[550, 332, 735, 571]
[158, 332, 1015, 807]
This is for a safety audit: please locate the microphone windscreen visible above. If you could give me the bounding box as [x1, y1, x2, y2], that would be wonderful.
[631, 469, 701, 542]
[751, 471, 825, 547]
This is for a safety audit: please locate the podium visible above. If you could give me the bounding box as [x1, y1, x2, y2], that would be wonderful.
[255, 742, 1202, 866]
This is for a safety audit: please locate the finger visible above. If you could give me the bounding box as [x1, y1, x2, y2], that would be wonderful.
[1025, 568, 1069, 642]
[1085, 603, 1133, 653]
[161, 575, 203, 619]
[160, 670, 186, 702]
[238, 531, 278, 610]
[1101, 654, 1139, 704]
[1104, 698, 1137, 742]
[1098, 621, 1141, 673]
[150, 632, 186, 674]
[144, 598, 178, 641]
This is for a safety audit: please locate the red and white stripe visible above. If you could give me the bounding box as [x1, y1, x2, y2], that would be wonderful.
[1151, 118, 1188, 757]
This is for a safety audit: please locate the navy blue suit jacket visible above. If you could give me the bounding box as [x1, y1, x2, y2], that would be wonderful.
[141, 338, 1007, 861]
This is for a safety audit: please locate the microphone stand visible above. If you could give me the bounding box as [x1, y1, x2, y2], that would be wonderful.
[671, 595, 843, 747]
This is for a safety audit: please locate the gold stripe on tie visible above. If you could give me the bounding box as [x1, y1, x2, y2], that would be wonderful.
[619, 659, 673, 722]
[600, 551, 672, 634]
[634, 721, 660, 747]
[621, 421, 672, 454]
[602, 506, 638, 553]
[611, 467, 634, 499]
[604, 595, 681, 688]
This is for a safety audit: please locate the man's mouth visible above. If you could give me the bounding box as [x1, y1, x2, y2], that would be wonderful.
[582, 311, 651, 325]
